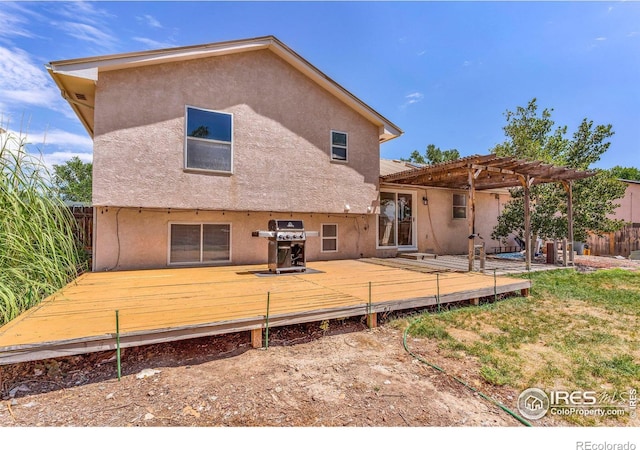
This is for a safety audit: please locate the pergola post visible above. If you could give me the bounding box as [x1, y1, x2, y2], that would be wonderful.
[562, 180, 574, 265]
[468, 169, 476, 272]
[520, 174, 532, 271]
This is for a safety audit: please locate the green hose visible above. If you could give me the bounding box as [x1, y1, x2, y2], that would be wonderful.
[402, 317, 532, 427]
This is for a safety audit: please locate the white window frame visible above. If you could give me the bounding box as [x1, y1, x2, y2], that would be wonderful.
[184, 105, 234, 174]
[321, 223, 338, 253]
[453, 193, 467, 219]
[330, 130, 348, 162]
[168, 222, 232, 265]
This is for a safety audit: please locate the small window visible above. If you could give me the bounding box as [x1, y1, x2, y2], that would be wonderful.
[169, 223, 230, 264]
[185, 106, 233, 173]
[453, 193, 467, 219]
[331, 131, 348, 161]
[321, 223, 338, 252]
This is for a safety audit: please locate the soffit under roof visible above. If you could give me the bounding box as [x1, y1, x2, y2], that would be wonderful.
[46, 36, 403, 141]
[379, 159, 425, 177]
[381, 154, 595, 190]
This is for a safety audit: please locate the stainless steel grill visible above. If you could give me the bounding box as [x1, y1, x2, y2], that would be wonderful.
[252, 219, 316, 274]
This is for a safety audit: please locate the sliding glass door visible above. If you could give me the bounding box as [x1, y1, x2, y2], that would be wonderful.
[378, 191, 416, 249]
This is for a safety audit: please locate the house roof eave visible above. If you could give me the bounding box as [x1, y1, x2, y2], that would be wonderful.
[47, 36, 403, 142]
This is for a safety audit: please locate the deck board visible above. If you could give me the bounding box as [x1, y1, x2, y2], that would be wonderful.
[0, 259, 530, 364]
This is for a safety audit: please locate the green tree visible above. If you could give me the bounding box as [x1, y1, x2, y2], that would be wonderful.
[609, 165, 640, 181]
[491, 98, 626, 244]
[53, 156, 92, 203]
[403, 144, 460, 165]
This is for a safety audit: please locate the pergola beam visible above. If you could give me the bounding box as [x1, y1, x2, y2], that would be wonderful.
[380, 154, 595, 272]
[382, 155, 594, 192]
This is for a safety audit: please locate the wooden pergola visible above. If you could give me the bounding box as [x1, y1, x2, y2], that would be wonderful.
[381, 154, 595, 271]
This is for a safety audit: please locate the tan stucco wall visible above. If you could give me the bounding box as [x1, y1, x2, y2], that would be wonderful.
[613, 182, 640, 223]
[381, 185, 516, 256]
[92, 49, 380, 214]
[93, 188, 520, 271]
[93, 207, 378, 271]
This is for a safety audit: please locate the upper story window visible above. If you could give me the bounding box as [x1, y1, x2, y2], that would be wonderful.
[453, 193, 467, 219]
[185, 106, 233, 173]
[331, 130, 348, 162]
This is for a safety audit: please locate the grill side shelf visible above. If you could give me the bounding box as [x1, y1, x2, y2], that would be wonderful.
[252, 231, 276, 238]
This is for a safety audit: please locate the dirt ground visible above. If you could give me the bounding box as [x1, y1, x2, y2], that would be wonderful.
[0, 255, 637, 428]
[0, 320, 549, 428]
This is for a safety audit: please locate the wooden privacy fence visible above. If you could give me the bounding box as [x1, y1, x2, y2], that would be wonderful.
[69, 206, 93, 255]
[587, 223, 640, 257]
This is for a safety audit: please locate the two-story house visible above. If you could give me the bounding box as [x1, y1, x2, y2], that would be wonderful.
[48, 36, 403, 271]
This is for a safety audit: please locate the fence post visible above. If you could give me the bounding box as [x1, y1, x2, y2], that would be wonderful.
[115, 310, 121, 381]
[436, 273, 441, 312]
[367, 281, 377, 328]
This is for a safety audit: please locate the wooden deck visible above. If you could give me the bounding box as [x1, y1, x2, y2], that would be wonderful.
[397, 254, 564, 275]
[0, 259, 531, 365]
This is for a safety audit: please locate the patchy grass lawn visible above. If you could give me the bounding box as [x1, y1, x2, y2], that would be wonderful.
[398, 268, 640, 425]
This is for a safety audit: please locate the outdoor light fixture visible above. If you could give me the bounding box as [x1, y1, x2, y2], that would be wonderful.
[422, 196, 428, 205]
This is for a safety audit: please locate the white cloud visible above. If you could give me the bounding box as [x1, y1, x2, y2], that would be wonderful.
[61, 22, 118, 51]
[47, 2, 119, 53]
[40, 151, 93, 168]
[401, 92, 424, 108]
[0, 46, 59, 109]
[595, 37, 607, 41]
[0, 7, 36, 40]
[28, 129, 93, 151]
[29, 150, 93, 177]
[1, 127, 91, 176]
[137, 14, 162, 28]
[628, 31, 639, 38]
[1, 124, 92, 155]
[405, 92, 424, 104]
[55, 1, 115, 26]
[0, 127, 26, 151]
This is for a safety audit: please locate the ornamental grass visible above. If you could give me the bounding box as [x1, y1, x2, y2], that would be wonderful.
[1, 129, 85, 325]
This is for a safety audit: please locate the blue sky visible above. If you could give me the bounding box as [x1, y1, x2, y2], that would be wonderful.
[1, 1, 639, 170]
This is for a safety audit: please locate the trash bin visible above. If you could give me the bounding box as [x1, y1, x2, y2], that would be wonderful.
[573, 242, 585, 256]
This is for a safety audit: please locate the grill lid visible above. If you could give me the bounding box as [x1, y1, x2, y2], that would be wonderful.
[269, 220, 304, 231]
